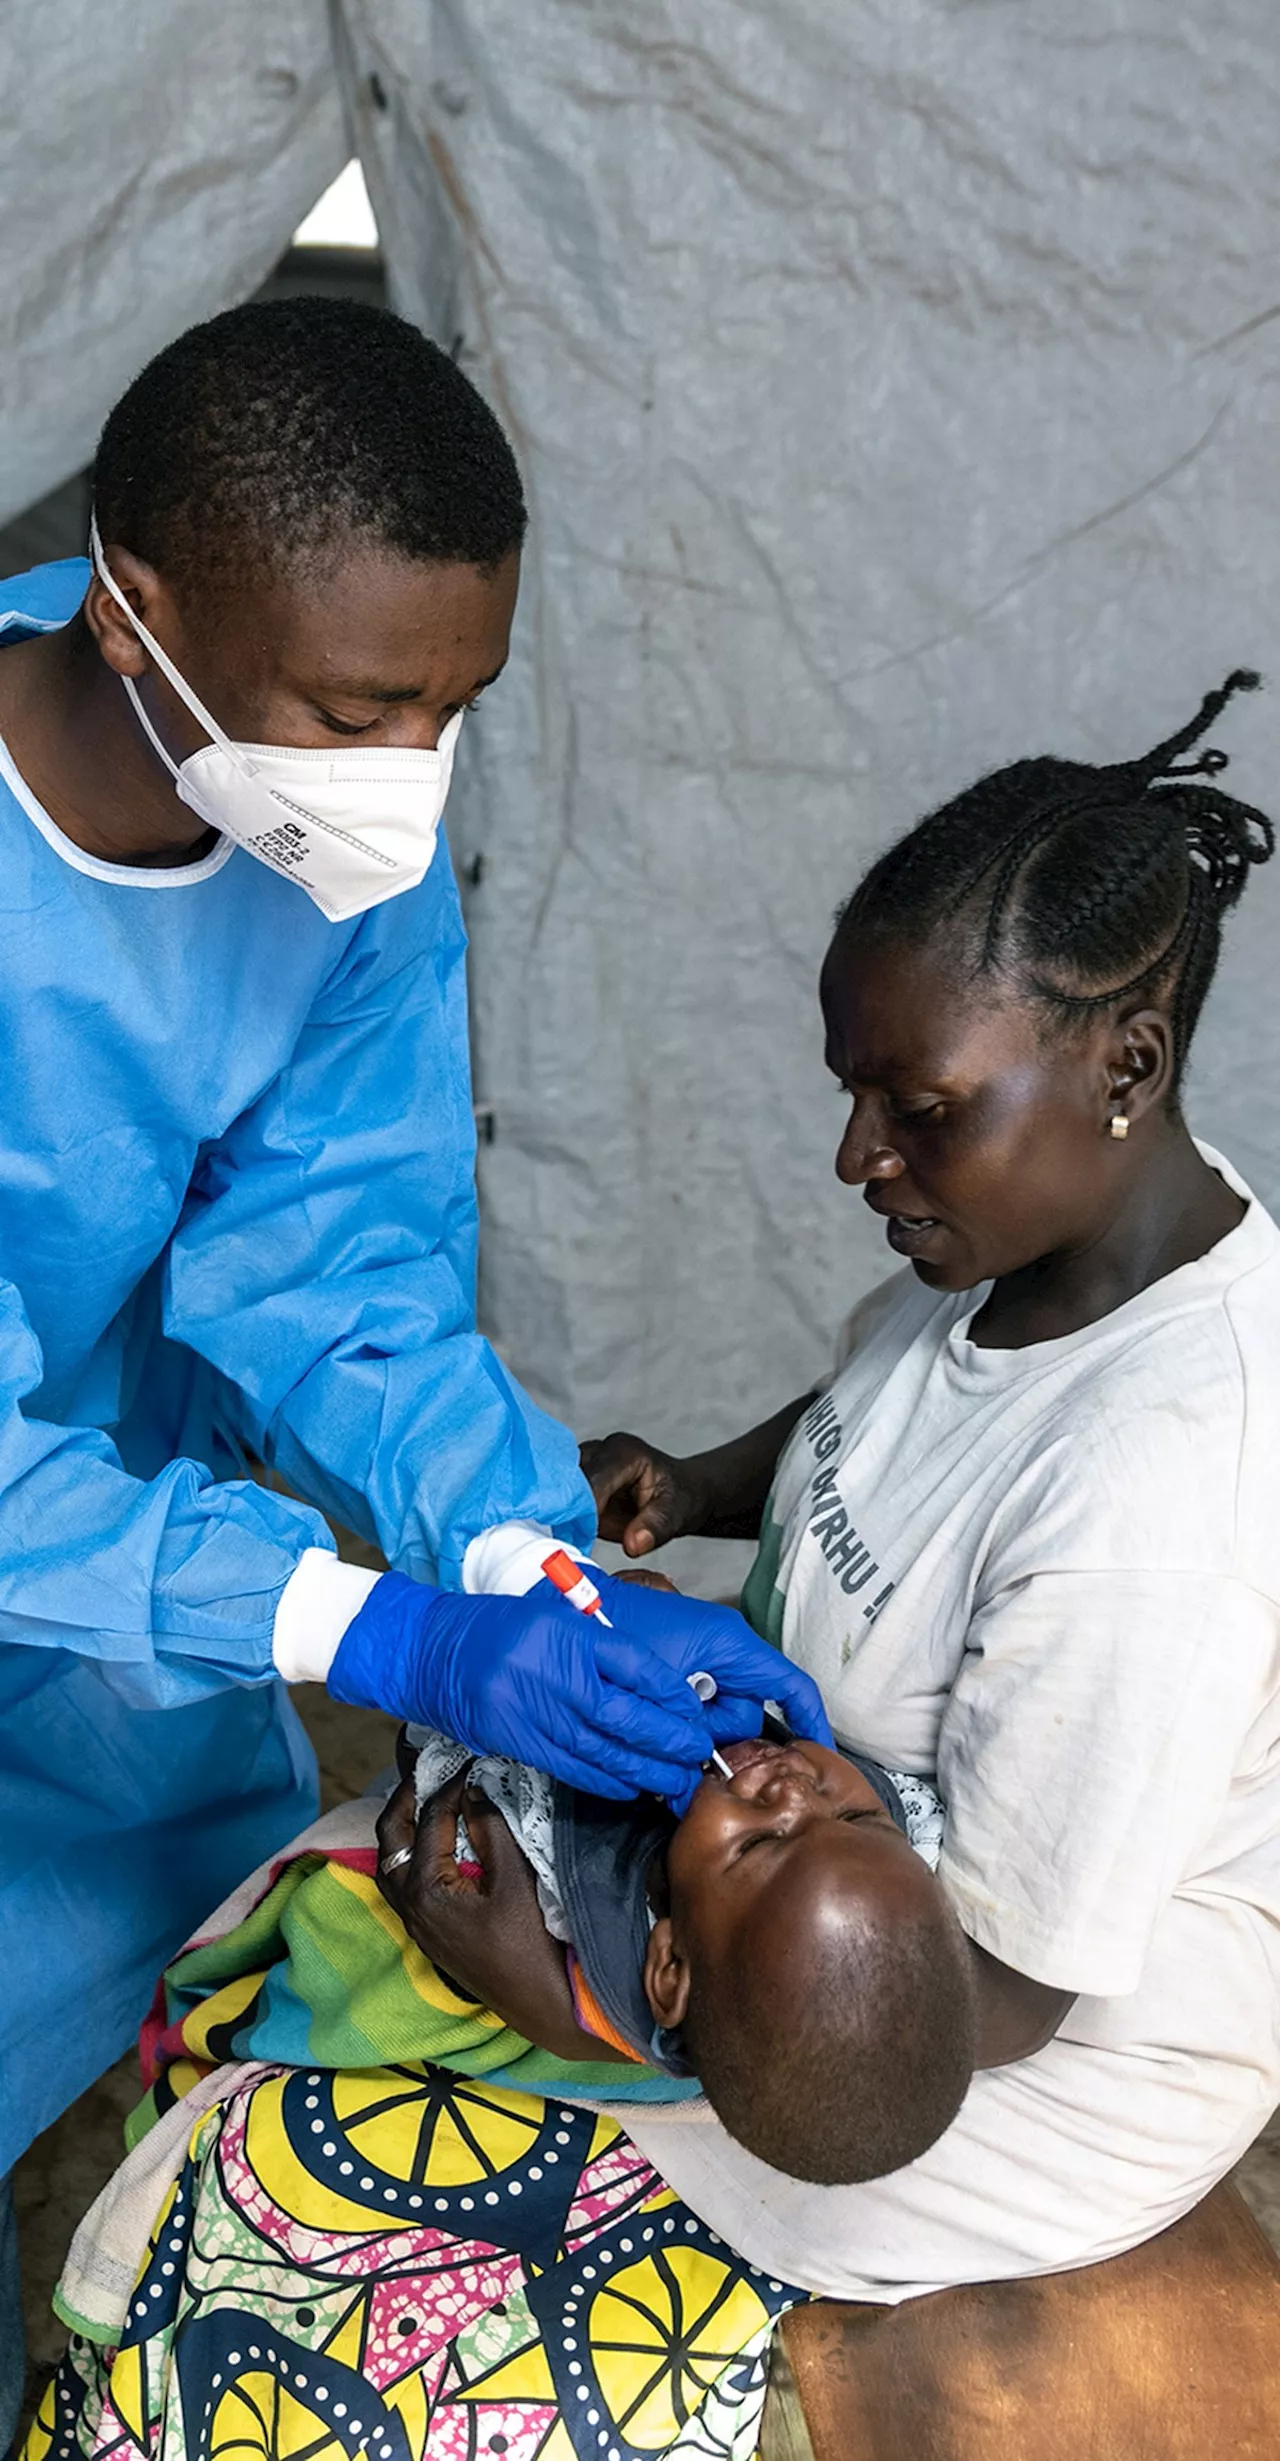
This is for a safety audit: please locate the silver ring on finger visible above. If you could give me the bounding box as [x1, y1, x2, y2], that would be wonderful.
[380, 1844, 414, 1877]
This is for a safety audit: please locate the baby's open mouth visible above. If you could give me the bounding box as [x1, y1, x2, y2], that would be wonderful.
[715, 1736, 787, 1779]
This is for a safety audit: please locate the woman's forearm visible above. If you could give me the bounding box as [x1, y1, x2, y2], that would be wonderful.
[685, 1391, 817, 1539]
[969, 1940, 1076, 2069]
[484, 1954, 636, 2067]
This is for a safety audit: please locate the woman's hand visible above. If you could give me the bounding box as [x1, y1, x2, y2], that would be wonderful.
[375, 1769, 632, 2063]
[581, 1392, 817, 1555]
[376, 1767, 555, 2006]
[579, 1432, 713, 1556]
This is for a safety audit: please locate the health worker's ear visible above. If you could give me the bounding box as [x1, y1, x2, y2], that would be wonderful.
[83, 544, 171, 680]
[643, 1917, 692, 2032]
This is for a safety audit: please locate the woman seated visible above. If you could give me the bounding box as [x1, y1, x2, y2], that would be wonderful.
[33, 675, 1280, 2461]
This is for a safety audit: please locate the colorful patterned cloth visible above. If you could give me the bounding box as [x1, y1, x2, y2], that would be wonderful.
[29, 2063, 803, 2461]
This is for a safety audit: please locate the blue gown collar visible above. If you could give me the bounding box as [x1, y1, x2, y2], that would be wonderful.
[0, 556, 90, 641]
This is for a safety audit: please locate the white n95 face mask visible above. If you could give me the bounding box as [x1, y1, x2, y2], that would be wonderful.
[90, 517, 462, 922]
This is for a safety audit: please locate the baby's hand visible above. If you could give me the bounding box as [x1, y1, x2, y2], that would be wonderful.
[613, 1568, 680, 1593]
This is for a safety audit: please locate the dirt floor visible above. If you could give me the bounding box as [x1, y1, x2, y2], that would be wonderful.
[13, 1685, 1280, 2437]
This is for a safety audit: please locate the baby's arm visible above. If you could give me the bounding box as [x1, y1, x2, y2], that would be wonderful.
[377, 1770, 633, 2064]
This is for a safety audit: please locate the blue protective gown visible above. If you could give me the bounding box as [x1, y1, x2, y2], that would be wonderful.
[0, 560, 594, 2168]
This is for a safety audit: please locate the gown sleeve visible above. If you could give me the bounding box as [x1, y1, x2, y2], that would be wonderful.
[163, 845, 596, 1591]
[0, 1270, 334, 1708]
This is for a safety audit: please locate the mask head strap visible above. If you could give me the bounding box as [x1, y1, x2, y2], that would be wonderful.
[88, 512, 251, 778]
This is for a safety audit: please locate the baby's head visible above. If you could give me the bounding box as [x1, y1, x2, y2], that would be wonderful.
[644, 1736, 975, 2183]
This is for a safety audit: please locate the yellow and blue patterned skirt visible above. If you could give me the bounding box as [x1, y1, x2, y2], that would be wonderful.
[28, 2064, 803, 2461]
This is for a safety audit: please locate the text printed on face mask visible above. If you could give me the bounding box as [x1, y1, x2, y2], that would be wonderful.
[253, 820, 309, 872]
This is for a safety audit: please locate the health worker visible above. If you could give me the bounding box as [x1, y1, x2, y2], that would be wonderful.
[0, 294, 826, 2416]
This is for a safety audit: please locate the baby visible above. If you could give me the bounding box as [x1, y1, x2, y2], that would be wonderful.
[404, 1716, 975, 2185]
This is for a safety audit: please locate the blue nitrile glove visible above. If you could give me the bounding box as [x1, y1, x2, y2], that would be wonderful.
[587, 1568, 835, 1753]
[328, 1570, 715, 1800]
[585, 1569, 835, 1812]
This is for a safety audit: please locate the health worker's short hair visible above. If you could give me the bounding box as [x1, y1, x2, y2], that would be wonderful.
[92, 296, 526, 594]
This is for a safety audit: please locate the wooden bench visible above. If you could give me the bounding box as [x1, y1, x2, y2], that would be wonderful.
[758, 2179, 1280, 2460]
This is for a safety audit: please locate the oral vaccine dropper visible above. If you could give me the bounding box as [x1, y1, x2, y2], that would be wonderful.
[540, 1547, 735, 1781]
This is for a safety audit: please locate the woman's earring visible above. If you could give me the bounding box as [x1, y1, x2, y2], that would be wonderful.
[1109, 1112, 1130, 1141]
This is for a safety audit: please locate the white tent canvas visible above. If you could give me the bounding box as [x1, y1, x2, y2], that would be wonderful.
[5, 0, 1278, 1586]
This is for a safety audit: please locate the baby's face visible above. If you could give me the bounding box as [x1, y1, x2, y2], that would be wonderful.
[670, 1734, 909, 1903]
[645, 1736, 929, 2024]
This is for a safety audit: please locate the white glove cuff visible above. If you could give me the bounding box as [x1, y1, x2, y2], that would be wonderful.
[461, 1519, 593, 1599]
[273, 1549, 382, 1683]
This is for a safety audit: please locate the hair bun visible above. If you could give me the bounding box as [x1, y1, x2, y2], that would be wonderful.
[1174, 792, 1275, 912]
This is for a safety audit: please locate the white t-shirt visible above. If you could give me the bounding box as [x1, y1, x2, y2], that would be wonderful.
[624, 1145, 1280, 2299]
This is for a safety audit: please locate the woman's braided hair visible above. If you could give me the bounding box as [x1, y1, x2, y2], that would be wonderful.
[838, 673, 1274, 1087]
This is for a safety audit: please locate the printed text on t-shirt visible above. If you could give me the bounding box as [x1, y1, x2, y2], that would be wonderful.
[802, 1392, 895, 1625]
